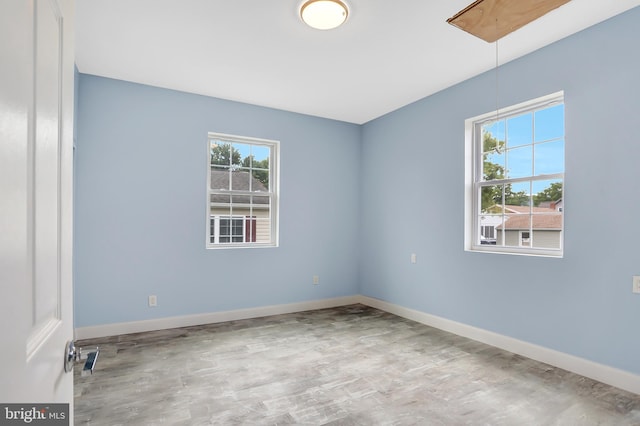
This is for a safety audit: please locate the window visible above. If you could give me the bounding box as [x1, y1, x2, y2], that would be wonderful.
[209, 216, 257, 244]
[465, 92, 564, 256]
[480, 225, 496, 243]
[207, 133, 279, 248]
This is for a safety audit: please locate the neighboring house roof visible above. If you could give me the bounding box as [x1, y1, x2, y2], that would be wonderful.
[210, 169, 268, 191]
[209, 169, 269, 205]
[497, 214, 562, 230]
[537, 199, 563, 211]
[502, 205, 556, 214]
[484, 204, 559, 215]
[491, 204, 562, 230]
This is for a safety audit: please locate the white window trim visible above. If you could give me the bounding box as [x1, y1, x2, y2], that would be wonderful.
[206, 132, 280, 249]
[464, 91, 564, 257]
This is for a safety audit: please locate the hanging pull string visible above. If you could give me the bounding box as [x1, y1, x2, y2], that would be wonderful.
[495, 17, 499, 123]
[494, 17, 505, 230]
[494, 18, 501, 155]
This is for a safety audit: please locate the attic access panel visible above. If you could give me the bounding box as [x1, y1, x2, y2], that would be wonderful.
[447, 0, 572, 43]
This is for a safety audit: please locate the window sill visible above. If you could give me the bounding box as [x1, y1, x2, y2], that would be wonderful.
[206, 243, 278, 250]
[466, 245, 563, 258]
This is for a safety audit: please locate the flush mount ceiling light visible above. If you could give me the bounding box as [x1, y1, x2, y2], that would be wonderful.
[300, 0, 349, 30]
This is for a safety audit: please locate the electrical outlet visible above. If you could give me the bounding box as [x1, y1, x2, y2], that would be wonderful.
[411, 253, 417, 264]
[148, 295, 158, 306]
[633, 276, 640, 294]
[313, 275, 319, 285]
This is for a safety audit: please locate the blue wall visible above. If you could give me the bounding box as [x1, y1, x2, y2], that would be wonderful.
[360, 7, 640, 374]
[74, 76, 361, 327]
[76, 7, 640, 376]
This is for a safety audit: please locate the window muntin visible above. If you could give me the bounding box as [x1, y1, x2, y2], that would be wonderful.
[206, 133, 279, 248]
[466, 92, 564, 256]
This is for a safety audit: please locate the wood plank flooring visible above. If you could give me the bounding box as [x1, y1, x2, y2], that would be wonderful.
[74, 305, 640, 425]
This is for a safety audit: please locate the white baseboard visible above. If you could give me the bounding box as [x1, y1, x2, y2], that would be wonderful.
[357, 295, 640, 395]
[74, 295, 360, 340]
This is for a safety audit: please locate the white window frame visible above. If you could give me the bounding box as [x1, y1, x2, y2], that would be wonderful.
[206, 132, 279, 249]
[464, 91, 564, 257]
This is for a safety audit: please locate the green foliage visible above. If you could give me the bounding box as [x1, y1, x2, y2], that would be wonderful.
[505, 189, 530, 206]
[210, 143, 241, 166]
[481, 132, 505, 211]
[482, 132, 504, 174]
[533, 182, 562, 206]
[242, 155, 269, 188]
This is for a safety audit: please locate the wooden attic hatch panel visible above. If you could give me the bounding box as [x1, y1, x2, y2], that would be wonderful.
[447, 0, 572, 43]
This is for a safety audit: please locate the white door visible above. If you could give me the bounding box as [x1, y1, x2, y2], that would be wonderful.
[0, 0, 75, 415]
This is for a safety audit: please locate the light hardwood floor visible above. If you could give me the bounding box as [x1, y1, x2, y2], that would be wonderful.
[75, 305, 640, 425]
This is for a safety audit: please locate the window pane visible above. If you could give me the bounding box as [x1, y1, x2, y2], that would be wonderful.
[532, 179, 562, 208]
[504, 181, 531, 208]
[506, 146, 533, 179]
[502, 214, 530, 247]
[209, 207, 231, 243]
[251, 170, 269, 191]
[482, 120, 506, 182]
[483, 151, 505, 182]
[230, 194, 250, 206]
[252, 194, 270, 205]
[231, 170, 251, 191]
[483, 120, 505, 147]
[534, 104, 564, 142]
[210, 167, 230, 190]
[210, 141, 234, 166]
[480, 185, 503, 212]
[252, 145, 270, 165]
[479, 215, 501, 245]
[534, 140, 564, 175]
[256, 217, 271, 243]
[231, 218, 243, 242]
[531, 213, 563, 249]
[249, 195, 271, 243]
[219, 217, 231, 243]
[234, 143, 251, 166]
[506, 113, 532, 148]
[210, 193, 231, 206]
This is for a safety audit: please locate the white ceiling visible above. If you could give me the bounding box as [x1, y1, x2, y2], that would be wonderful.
[76, 0, 640, 124]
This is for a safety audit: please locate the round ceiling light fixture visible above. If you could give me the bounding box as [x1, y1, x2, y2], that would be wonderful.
[300, 0, 349, 30]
